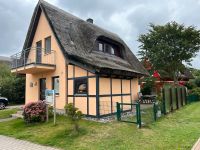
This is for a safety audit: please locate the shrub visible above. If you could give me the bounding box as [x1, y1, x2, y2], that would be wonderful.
[23, 101, 46, 123]
[48, 105, 53, 118]
[195, 78, 200, 87]
[141, 77, 156, 95]
[64, 103, 83, 132]
[190, 87, 200, 97]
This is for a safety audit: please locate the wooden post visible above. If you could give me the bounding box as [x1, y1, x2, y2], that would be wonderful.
[175, 87, 179, 109]
[46, 104, 49, 123]
[180, 87, 183, 107]
[53, 90, 56, 125]
[162, 88, 166, 115]
[169, 88, 173, 112]
[184, 87, 187, 105]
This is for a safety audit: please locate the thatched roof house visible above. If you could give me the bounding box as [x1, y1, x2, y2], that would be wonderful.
[11, 0, 148, 117]
[23, 0, 148, 77]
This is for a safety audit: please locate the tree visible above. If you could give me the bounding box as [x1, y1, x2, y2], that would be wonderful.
[0, 63, 25, 104]
[138, 22, 200, 83]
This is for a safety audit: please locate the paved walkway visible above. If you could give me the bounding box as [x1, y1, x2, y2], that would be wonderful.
[0, 135, 60, 150]
[7, 105, 23, 109]
[0, 117, 15, 123]
[192, 138, 200, 150]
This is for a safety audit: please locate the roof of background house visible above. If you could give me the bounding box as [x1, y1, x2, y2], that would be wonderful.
[179, 68, 194, 79]
[23, 0, 148, 77]
[0, 56, 11, 62]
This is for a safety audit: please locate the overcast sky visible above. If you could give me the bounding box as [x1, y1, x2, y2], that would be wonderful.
[0, 0, 200, 68]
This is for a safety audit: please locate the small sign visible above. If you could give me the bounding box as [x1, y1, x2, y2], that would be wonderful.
[45, 89, 56, 125]
[45, 90, 55, 104]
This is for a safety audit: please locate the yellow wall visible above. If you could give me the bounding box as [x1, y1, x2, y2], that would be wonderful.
[26, 11, 67, 109]
[98, 77, 139, 115]
[131, 78, 139, 102]
[67, 64, 96, 116]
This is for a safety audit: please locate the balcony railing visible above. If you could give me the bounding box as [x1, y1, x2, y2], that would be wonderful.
[11, 47, 56, 69]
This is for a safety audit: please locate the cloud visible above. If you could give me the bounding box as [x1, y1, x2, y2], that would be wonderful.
[0, 0, 200, 69]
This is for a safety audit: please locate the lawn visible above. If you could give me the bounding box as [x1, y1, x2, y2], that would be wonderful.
[0, 102, 200, 150]
[0, 108, 18, 119]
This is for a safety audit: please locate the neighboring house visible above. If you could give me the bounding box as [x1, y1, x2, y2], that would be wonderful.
[11, 0, 148, 117]
[141, 59, 193, 94]
[0, 56, 11, 65]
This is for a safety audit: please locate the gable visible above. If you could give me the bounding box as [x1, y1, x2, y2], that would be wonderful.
[23, 0, 148, 77]
[27, 10, 67, 67]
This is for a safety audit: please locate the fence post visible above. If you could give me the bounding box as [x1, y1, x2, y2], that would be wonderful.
[184, 88, 187, 105]
[153, 102, 157, 121]
[116, 102, 121, 121]
[180, 88, 183, 107]
[162, 88, 166, 115]
[136, 103, 141, 128]
[169, 88, 173, 112]
[175, 87, 179, 109]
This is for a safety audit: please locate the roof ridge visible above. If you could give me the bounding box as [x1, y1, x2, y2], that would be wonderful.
[39, 0, 120, 38]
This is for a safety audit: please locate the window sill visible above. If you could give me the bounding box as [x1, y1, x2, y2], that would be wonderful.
[55, 94, 60, 97]
[74, 94, 87, 96]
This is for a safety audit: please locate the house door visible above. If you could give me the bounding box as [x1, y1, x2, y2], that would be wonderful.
[36, 41, 42, 63]
[39, 78, 46, 100]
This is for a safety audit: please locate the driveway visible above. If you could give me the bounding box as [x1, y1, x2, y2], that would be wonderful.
[0, 135, 60, 150]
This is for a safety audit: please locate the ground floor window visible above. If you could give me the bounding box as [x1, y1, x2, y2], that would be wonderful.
[74, 78, 88, 94]
[52, 76, 59, 95]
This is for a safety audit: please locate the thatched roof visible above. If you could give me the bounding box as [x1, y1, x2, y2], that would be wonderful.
[23, 0, 148, 77]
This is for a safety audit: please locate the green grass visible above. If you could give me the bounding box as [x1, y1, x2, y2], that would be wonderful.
[0, 102, 200, 150]
[0, 109, 18, 119]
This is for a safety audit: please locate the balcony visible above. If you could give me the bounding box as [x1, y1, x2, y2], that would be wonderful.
[11, 47, 56, 74]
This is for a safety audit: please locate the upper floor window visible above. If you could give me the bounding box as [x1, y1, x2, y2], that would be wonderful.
[45, 36, 51, 53]
[96, 40, 123, 58]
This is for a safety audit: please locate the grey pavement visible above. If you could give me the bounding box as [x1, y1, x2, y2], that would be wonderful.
[0, 135, 60, 150]
[0, 118, 15, 123]
[6, 105, 24, 109]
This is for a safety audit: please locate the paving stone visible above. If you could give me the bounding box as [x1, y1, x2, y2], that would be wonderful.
[0, 135, 60, 150]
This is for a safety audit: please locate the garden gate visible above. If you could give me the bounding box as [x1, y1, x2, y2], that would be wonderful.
[116, 102, 142, 128]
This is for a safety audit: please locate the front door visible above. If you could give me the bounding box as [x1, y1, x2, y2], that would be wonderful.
[39, 78, 46, 100]
[36, 41, 42, 63]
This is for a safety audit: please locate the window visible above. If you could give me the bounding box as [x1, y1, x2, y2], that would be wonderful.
[96, 40, 123, 58]
[45, 36, 51, 53]
[52, 77, 59, 95]
[98, 43, 103, 51]
[110, 47, 115, 55]
[74, 78, 87, 94]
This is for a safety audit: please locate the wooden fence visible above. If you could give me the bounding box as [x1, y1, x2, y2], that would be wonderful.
[162, 86, 187, 114]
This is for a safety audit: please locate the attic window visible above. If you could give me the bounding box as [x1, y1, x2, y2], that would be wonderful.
[97, 40, 123, 58]
[99, 43, 103, 51]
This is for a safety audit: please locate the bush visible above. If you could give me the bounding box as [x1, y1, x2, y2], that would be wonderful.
[0, 64, 25, 104]
[185, 81, 195, 90]
[141, 77, 156, 95]
[48, 105, 53, 118]
[190, 87, 200, 97]
[64, 103, 83, 132]
[195, 78, 200, 87]
[23, 101, 46, 123]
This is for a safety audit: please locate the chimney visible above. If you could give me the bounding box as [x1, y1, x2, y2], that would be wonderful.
[86, 18, 93, 24]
